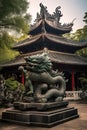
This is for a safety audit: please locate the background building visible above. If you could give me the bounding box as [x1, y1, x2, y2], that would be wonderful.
[0, 3, 87, 91]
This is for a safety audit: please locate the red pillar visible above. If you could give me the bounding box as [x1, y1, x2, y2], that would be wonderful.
[71, 71, 75, 91]
[22, 72, 24, 85]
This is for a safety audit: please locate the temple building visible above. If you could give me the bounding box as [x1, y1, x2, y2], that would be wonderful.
[0, 3, 87, 91]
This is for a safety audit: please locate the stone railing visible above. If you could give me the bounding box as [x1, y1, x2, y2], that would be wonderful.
[64, 91, 82, 100]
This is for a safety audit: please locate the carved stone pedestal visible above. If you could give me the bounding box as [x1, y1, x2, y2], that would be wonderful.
[2, 101, 79, 127]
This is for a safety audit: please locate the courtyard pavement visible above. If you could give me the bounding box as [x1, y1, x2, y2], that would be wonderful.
[0, 101, 87, 130]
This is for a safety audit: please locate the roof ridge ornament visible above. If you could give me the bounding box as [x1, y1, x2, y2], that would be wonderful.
[39, 3, 62, 22]
[43, 48, 49, 54]
[40, 3, 47, 19]
[72, 18, 76, 24]
[35, 3, 63, 24]
[53, 6, 63, 23]
[32, 3, 74, 34]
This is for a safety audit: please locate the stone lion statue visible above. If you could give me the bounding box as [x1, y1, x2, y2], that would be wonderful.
[19, 53, 66, 103]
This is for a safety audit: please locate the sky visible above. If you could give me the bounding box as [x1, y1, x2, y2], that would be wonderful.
[28, 0, 87, 32]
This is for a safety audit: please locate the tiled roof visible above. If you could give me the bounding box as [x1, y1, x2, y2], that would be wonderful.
[13, 33, 87, 49]
[49, 50, 87, 65]
[29, 19, 73, 35]
[0, 50, 87, 67]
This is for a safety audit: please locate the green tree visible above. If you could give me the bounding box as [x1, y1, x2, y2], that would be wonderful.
[0, 32, 19, 63]
[64, 12, 87, 56]
[0, 0, 31, 34]
[75, 12, 87, 56]
[0, 0, 31, 63]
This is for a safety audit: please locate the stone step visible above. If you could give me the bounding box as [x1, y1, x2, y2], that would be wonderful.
[2, 107, 79, 127]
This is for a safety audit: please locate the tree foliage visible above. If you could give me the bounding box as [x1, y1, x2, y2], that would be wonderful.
[0, 32, 19, 63]
[0, 0, 31, 34]
[64, 12, 87, 56]
[0, 32, 15, 48]
[0, 0, 31, 63]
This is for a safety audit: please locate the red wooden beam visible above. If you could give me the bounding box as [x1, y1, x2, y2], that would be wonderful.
[22, 72, 24, 85]
[72, 70, 75, 91]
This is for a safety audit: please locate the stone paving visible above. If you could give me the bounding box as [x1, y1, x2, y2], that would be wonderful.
[0, 101, 87, 130]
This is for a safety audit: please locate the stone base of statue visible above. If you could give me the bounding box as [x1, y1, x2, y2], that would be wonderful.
[13, 100, 69, 110]
[2, 101, 79, 127]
